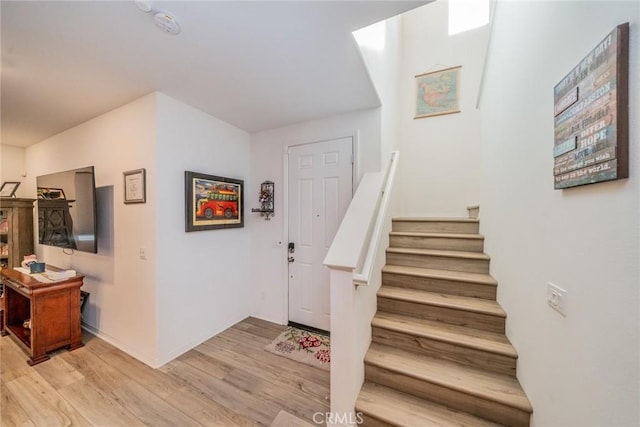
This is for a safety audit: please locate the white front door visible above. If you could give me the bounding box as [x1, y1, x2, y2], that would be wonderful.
[288, 137, 353, 331]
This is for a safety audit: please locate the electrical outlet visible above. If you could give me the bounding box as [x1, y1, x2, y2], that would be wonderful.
[547, 282, 567, 316]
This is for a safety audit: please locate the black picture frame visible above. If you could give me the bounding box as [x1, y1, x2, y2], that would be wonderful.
[185, 171, 244, 232]
[123, 168, 146, 204]
[0, 182, 20, 198]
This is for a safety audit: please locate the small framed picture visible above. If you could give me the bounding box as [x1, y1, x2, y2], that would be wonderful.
[0, 182, 20, 198]
[123, 169, 146, 204]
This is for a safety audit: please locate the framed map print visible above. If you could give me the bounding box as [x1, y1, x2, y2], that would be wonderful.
[415, 66, 461, 119]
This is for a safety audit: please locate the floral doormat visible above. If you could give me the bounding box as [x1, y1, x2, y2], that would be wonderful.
[265, 326, 330, 371]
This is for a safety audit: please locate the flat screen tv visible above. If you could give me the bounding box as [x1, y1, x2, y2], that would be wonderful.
[36, 166, 98, 253]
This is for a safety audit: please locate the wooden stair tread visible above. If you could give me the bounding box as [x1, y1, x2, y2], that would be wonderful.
[357, 382, 502, 427]
[382, 265, 497, 286]
[378, 287, 506, 317]
[373, 312, 517, 358]
[394, 217, 479, 223]
[366, 343, 533, 413]
[387, 247, 490, 260]
[390, 231, 485, 240]
[362, 214, 532, 424]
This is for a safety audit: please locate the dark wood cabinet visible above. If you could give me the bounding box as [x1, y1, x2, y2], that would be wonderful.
[1, 266, 84, 365]
[0, 198, 35, 269]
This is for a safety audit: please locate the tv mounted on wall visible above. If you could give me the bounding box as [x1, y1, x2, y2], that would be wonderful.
[36, 166, 98, 254]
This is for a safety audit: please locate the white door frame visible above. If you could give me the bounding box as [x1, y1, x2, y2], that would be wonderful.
[281, 132, 358, 325]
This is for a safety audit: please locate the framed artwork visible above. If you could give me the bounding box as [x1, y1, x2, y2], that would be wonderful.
[553, 23, 629, 189]
[185, 171, 244, 232]
[0, 182, 20, 197]
[414, 66, 461, 119]
[124, 168, 146, 204]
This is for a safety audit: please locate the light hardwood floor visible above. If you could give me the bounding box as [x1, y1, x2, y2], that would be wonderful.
[1, 317, 328, 427]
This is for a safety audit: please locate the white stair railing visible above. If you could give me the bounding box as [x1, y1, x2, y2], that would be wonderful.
[323, 151, 399, 425]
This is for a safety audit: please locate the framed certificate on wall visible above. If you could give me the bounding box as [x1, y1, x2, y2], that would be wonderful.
[123, 168, 146, 204]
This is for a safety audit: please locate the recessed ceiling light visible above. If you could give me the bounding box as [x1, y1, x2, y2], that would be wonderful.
[154, 12, 181, 35]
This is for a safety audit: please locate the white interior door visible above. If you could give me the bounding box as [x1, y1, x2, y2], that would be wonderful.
[288, 137, 353, 331]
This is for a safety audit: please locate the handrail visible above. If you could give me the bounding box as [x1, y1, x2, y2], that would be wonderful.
[352, 151, 399, 285]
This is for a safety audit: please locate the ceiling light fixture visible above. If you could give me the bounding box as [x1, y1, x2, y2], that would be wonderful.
[154, 12, 181, 35]
[134, 1, 181, 36]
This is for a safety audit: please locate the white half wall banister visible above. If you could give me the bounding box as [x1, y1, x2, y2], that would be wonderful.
[323, 151, 400, 426]
[323, 171, 384, 272]
[352, 151, 399, 285]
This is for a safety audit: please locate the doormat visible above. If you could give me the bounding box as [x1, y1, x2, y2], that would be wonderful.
[265, 326, 330, 371]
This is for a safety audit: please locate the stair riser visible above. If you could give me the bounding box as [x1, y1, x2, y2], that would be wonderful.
[386, 252, 489, 274]
[371, 327, 516, 377]
[392, 221, 479, 234]
[382, 272, 497, 300]
[365, 364, 530, 427]
[390, 235, 484, 252]
[377, 298, 505, 333]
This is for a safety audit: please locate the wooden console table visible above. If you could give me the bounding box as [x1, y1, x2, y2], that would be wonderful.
[1, 266, 84, 365]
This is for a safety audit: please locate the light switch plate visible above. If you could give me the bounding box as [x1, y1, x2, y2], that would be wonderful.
[547, 282, 567, 316]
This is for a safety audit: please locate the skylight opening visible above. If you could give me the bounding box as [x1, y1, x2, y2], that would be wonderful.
[448, 0, 490, 36]
[353, 20, 386, 51]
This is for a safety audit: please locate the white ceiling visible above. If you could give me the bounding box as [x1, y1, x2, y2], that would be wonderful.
[1, 1, 428, 147]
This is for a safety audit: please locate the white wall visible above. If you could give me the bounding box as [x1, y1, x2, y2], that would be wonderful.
[22, 92, 252, 367]
[356, 16, 404, 166]
[0, 145, 28, 198]
[480, 2, 639, 426]
[25, 94, 159, 365]
[249, 109, 382, 325]
[397, 0, 490, 217]
[155, 93, 252, 365]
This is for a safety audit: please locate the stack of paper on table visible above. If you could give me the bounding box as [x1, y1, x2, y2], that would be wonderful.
[43, 270, 77, 281]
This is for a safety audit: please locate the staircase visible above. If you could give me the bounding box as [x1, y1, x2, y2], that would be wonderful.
[355, 216, 533, 426]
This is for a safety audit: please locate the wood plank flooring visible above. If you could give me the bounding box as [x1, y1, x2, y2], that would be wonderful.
[1, 317, 327, 427]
